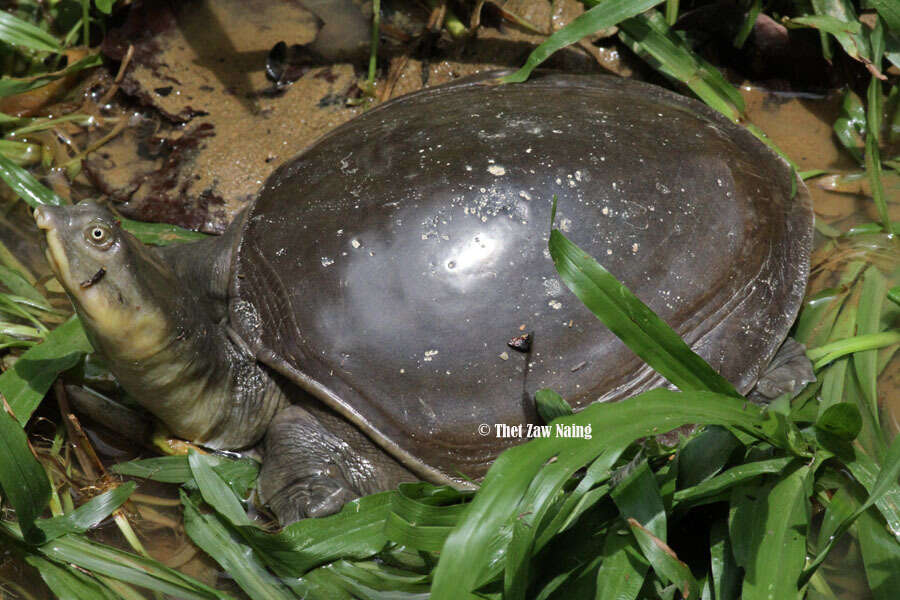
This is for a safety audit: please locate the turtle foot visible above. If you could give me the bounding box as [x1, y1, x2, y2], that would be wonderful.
[748, 337, 816, 403]
[257, 403, 413, 525]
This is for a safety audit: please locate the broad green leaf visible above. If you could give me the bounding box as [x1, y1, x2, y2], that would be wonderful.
[677, 426, 741, 489]
[0, 316, 92, 424]
[733, 464, 810, 600]
[95, 0, 116, 14]
[804, 432, 900, 581]
[0, 139, 40, 166]
[709, 519, 740, 600]
[0, 264, 50, 307]
[549, 227, 739, 396]
[0, 404, 50, 543]
[815, 402, 863, 441]
[535, 388, 573, 423]
[594, 528, 649, 600]
[869, 0, 900, 31]
[499, 0, 665, 83]
[857, 501, 900, 600]
[789, 15, 864, 63]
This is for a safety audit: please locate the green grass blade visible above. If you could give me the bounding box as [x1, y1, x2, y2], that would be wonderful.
[857, 501, 900, 600]
[617, 10, 744, 121]
[112, 455, 259, 496]
[611, 460, 666, 539]
[187, 450, 252, 527]
[499, 0, 665, 83]
[241, 492, 394, 576]
[119, 217, 209, 246]
[431, 389, 764, 599]
[854, 266, 888, 414]
[709, 519, 740, 600]
[0, 264, 50, 307]
[0, 405, 50, 543]
[0, 54, 102, 98]
[0, 11, 63, 53]
[808, 330, 900, 369]
[628, 518, 699, 597]
[733, 0, 762, 48]
[181, 491, 295, 600]
[0, 316, 92, 424]
[804, 432, 900, 581]
[0, 521, 231, 600]
[0, 153, 65, 207]
[673, 457, 795, 507]
[26, 556, 121, 600]
[36, 482, 135, 541]
[865, 75, 892, 234]
[548, 227, 739, 396]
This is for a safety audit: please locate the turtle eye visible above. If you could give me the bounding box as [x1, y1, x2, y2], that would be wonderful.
[84, 224, 114, 249]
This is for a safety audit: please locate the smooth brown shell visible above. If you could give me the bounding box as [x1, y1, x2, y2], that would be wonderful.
[230, 72, 813, 483]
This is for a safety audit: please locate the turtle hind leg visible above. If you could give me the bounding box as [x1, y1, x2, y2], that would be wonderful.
[747, 337, 816, 403]
[258, 403, 414, 525]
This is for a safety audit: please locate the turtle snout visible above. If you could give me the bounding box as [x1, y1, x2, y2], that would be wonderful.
[34, 205, 61, 231]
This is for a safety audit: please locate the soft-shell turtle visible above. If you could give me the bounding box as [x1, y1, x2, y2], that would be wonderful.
[35, 72, 813, 523]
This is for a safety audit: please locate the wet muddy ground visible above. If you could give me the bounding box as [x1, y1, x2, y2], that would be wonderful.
[0, 0, 898, 597]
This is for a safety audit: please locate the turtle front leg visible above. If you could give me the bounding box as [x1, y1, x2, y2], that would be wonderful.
[258, 403, 415, 525]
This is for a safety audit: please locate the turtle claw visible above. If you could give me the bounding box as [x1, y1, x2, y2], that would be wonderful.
[301, 474, 359, 518]
[264, 472, 358, 524]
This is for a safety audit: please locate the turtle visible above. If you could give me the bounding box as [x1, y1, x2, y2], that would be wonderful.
[34, 71, 813, 524]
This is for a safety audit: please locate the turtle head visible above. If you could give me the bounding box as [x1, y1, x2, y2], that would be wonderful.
[34, 202, 177, 360]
